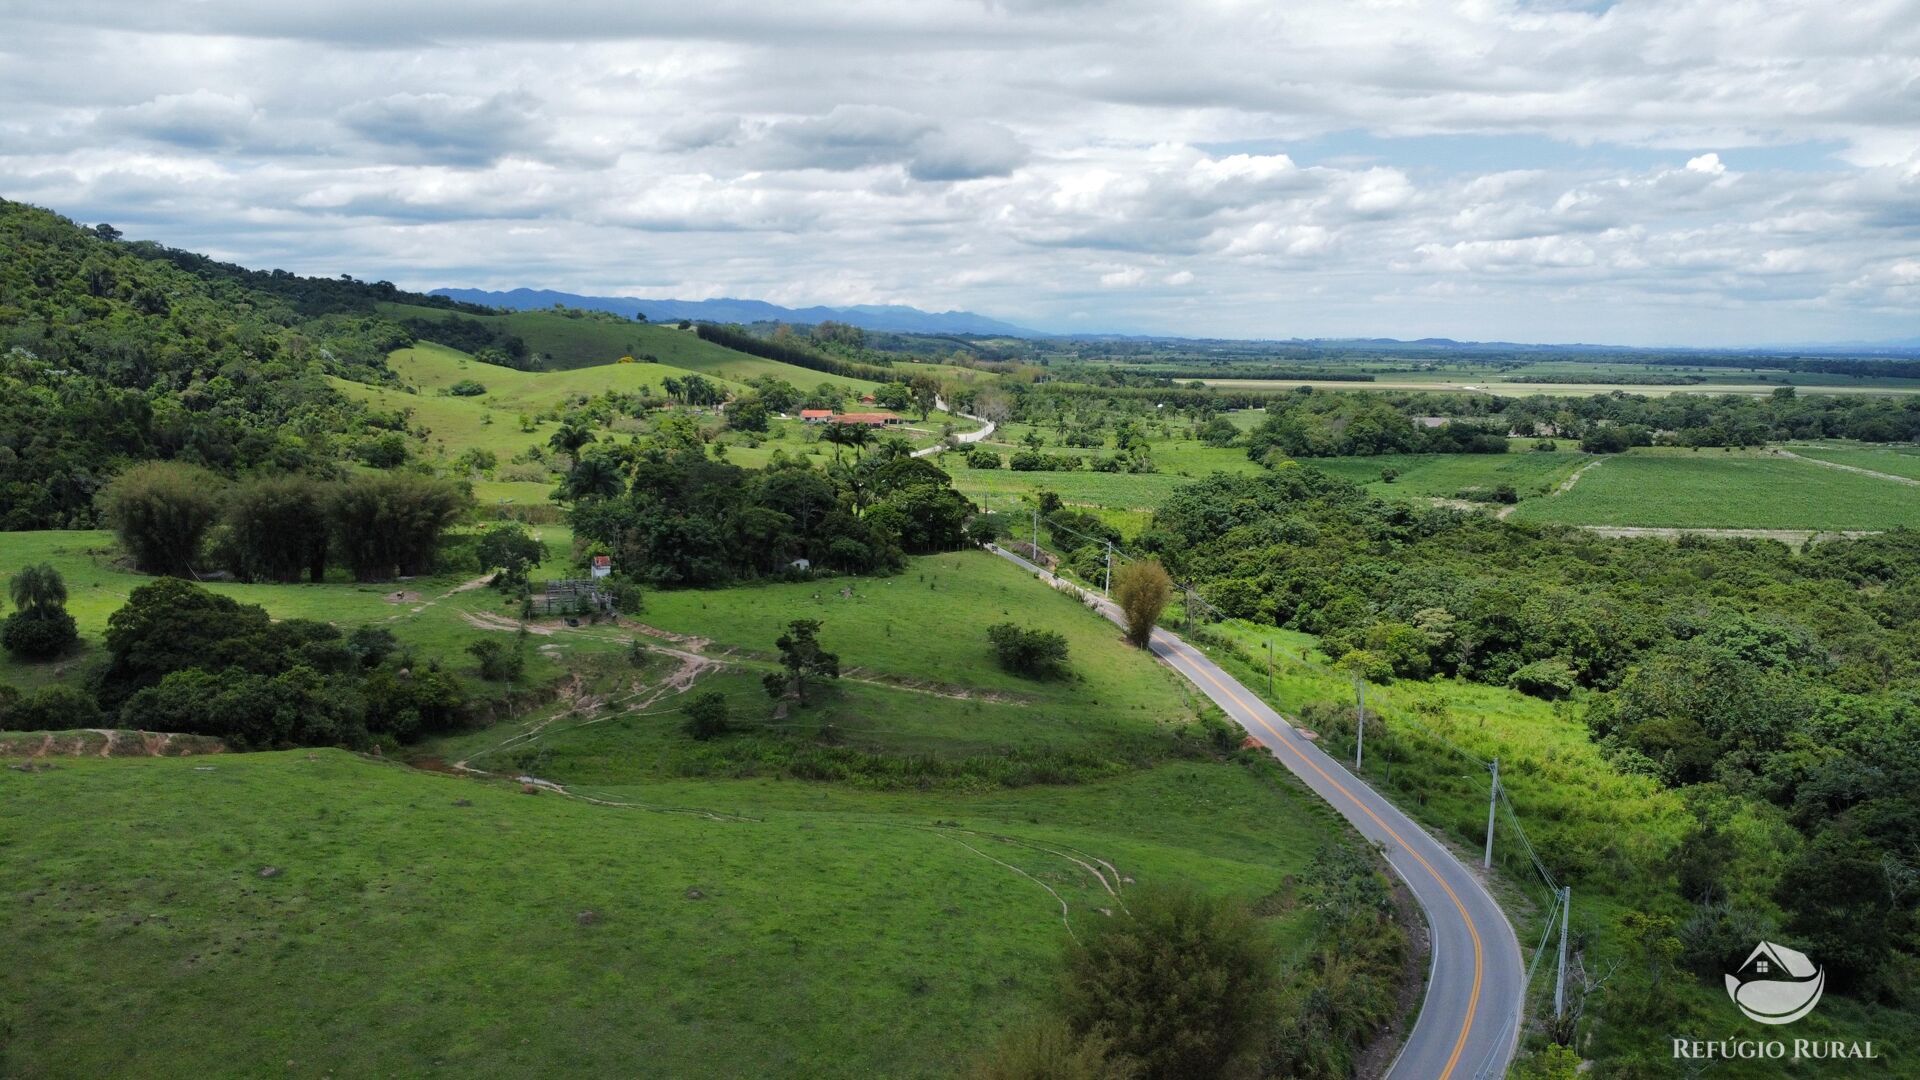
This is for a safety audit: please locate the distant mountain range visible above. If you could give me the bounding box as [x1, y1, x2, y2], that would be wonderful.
[429, 287, 1042, 337]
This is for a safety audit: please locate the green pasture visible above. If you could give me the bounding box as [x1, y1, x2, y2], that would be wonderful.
[1304, 450, 1588, 502]
[1507, 449, 1920, 530]
[0, 527, 586, 694]
[1, 748, 1335, 1079]
[1788, 443, 1920, 482]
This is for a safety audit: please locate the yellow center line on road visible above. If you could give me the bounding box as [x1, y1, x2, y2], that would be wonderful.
[999, 548, 1491, 1079]
[1154, 632, 1486, 1080]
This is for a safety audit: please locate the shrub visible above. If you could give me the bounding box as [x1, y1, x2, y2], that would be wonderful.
[97, 461, 225, 575]
[345, 626, 399, 668]
[356, 431, 411, 468]
[986, 623, 1070, 678]
[447, 378, 487, 396]
[1059, 885, 1277, 1079]
[468, 634, 526, 681]
[2, 608, 79, 660]
[4, 684, 104, 731]
[966, 446, 1003, 469]
[966, 1017, 1138, 1080]
[682, 691, 730, 741]
[1508, 657, 1577, 699]
[1112, 560, 1173, 648]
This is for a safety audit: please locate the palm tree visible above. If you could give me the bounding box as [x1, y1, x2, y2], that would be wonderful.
[548, 418, 596, 457]
[821, 423, 855, 462]
[561, 455, 624, 501]
[8, 563, 66, 613]
[840, 423, 875, 461]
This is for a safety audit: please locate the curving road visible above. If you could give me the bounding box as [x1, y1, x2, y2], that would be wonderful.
[987, 545, 1525, 1080]
[910, 402, 995, 458]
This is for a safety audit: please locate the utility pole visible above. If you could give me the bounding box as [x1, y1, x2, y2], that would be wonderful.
[1103, 540, 1113, 597]
[1484, 757, 1500, 869]
[1031, 507, 1039, 568]
[1554, 885, 1571, 1020]
[1352, 673, 1365, 770]
[1266, 639, 1274, 696]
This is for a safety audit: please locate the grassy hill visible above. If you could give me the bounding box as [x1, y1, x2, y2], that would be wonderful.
[384, 302, 893, 391]
[2, 546, 1359, 1077]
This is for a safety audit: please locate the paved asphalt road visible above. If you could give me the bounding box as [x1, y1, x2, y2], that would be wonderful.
[988, 545, 1525, 1080]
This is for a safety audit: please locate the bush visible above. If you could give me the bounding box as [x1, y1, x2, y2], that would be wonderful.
[1059, 884, 1277, 1079]
[2, 608, 79, 660]
[356, 431, 411, 468]
[986, 622, 1071, 679]
[447, 378, 487, 396]
[966, 1017, 1138, 1080]
[468, 634, 526, 681]
[682, 691, 730, 740]
[1113, 561, 1173, 648]
[605, 578, 645, 614]
[4, 684, 104, 731]
[97, 461, 226, 575]
[345, 625, 399, 668]
[1508, 657, 1576, 699]
[966, 446, 1003, 469]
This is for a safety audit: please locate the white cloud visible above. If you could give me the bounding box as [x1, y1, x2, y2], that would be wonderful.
[3, 0, 1918, 343]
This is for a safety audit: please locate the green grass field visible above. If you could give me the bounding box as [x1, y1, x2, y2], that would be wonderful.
[1304, 449, 1588, 502]
[3, 748, 1338, 1078]
[3, 548, 1349, 1078]
[1789, 443, 1920, 482]
[1507, 450, 1920, 530]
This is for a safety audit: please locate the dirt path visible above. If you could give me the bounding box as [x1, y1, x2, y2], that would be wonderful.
[1578, 525, 1881, 546]
[1777, 449, 1920, 487]
[1497, 456, 1601, 519]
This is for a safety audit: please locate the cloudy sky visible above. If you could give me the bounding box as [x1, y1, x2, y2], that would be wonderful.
[5, 0, 1919, 344]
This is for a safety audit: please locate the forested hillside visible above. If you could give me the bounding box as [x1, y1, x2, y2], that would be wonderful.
[1146, 467, 1920, 1037]
[0, 200, 480, 528]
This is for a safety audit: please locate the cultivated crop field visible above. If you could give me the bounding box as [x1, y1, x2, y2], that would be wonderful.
[1304, 449, 1588, 502]
[1506, 450, 1920, 530]
[1788, 443, 1920, 482]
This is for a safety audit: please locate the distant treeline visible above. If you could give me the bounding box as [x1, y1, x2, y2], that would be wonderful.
[1099, 365, 1377, 383]
[1613, 353, 1920, 381]
[1506, 372, 1704, 385]
[695, 322, 897, 381]
[1245, 396, 1512, 458]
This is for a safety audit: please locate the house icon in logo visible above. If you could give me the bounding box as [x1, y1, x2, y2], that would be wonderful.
[1726, 942, 1824, 1025]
